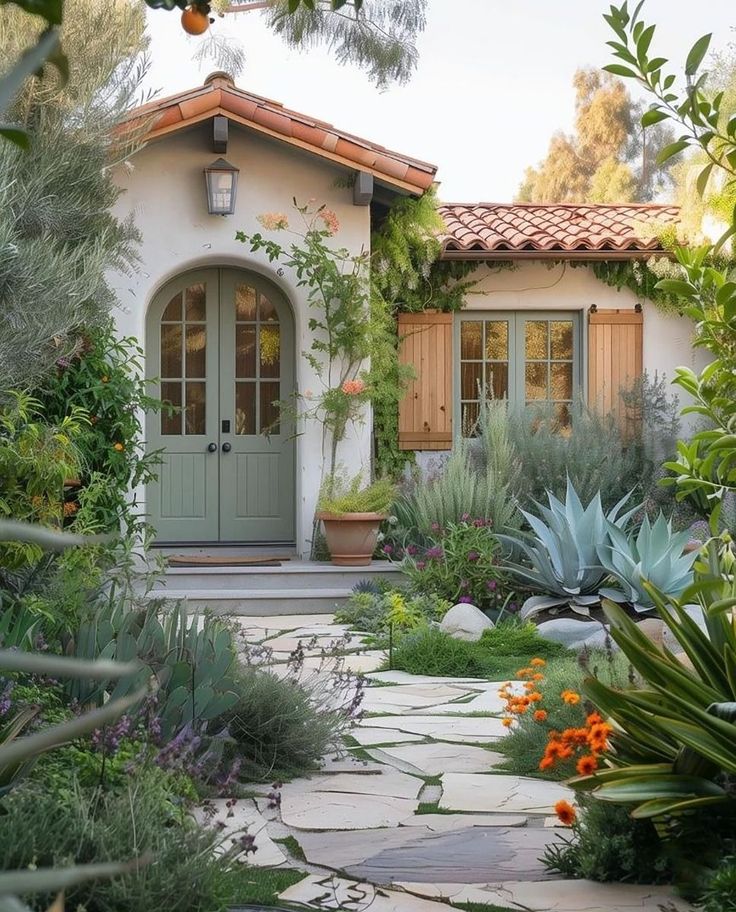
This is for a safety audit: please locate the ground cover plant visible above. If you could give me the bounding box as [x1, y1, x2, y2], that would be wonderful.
[335, 585, 451, 642]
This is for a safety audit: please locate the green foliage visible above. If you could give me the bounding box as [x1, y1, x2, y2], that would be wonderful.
[36, 323, 164, 535]
[0, 774, 247, 912]
[598, 513, 699, 612]
[397, 439, 520, 536]
[400, 520, 513, 613]
[499, 478, 638, 618]
[335, 587, 450, 638]
[542, 796, 673, 883]
[479, 621, 568, 658]
[589, 261, 686, 315]
[220, 665, 349, 781]
[318, 471, 396, 515]
[387, 624, 566, 681]
[701, 857, 736, 912]
[0, 0, 147, 388]
[71, 603, 239, 743]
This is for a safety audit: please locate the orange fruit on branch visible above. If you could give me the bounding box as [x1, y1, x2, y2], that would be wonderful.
[181, 5, 211, 34]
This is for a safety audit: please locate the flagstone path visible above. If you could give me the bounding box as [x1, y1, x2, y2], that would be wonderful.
[220, 613, 694, 912]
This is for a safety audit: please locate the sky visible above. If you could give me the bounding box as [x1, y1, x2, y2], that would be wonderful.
[142, 0, 735, 202]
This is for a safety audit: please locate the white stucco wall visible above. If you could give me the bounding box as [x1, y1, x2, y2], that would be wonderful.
[110, 122, 371, 557]
[414, 260, 708, 469]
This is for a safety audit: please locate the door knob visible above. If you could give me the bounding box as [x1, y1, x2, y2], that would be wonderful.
[207, 442, 218, 453]
[222, 442, 232, 453]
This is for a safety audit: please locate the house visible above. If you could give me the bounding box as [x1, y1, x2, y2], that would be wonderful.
[113, 74, 701, 558]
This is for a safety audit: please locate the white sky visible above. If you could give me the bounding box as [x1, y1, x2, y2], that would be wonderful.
[142, 0, 735, 201]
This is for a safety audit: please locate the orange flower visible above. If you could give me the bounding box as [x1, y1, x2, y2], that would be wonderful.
[529, 692, 543, 703]
[113, 442, 124, 452]
[101, 375, 109, 383]
[554, 800, 577, 826]
[561, 690, 581, 705]
[576, 754, 599, 776]
[586, 712, 603, 726]
[502, 717, 513, 728]
[516, 668, 533, 678]
[533, 709, 548, 722]
[539, 756, 555, 770]
[524, 680, 538, 691]
[530, 658, 546, 667]
[532, 672, 545, 681]
[63, 502, 79, 517]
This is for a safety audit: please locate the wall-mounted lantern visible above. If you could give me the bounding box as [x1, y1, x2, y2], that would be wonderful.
[204, 157, 239, 215]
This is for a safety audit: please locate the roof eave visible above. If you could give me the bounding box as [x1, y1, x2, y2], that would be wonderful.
[439, 248, 669, 262]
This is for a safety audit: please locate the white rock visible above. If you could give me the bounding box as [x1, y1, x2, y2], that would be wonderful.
[536, 617, 614, 651]
[440, 604, 494, 642]
[439, 772, 574, 815]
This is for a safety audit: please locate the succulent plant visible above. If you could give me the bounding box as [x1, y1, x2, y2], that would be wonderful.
[498, 477, 639, 618]
[597, 512, 700, 613]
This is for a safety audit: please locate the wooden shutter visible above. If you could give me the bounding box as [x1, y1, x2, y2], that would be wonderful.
[397, 312, 453, 450]
[588, 308, 643, 435]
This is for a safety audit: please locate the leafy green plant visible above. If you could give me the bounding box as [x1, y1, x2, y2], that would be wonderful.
[542, 796, 673, 884]
[499, 479, 638, 618]
[318, 472, 396, 515]
[335, 586, 450, 639]
[479, 621, 568, 658]
[598, 512, 699, 612]
[701, 857, 736, 912]
[400, 519, 513, 613]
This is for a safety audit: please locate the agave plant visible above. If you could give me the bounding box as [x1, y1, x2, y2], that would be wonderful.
[499, 478, 638, 618]
[572, 536, 736, 825]
[598, 512, 699, 613]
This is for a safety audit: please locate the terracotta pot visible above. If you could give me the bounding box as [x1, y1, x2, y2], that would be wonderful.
[316, 511, 386, 566]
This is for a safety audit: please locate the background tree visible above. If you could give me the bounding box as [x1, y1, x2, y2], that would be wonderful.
[516, 66, 674, 203]
[0, 0, 149, 389]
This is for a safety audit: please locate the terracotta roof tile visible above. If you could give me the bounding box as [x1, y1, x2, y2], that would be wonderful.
[439, 203, 680, 259]
[121, 72, 437, 195]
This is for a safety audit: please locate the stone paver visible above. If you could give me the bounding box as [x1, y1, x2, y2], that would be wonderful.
[440, 773, 573, 815]
[399, 813, 528, 830]
[289, 769, 423, 800]
[359, 713, 508, 743]
[398, 879, 696, 911]
[280, 791, 419, 831]
[368, 742, 502, 776]
[279, 874, 454, 911]
[192, 798, 287, 867]
[348, 727, 427, 746]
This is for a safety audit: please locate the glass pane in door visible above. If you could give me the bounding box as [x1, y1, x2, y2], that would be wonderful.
[234, 284, 281, 435]
[160, 284, 207, 435]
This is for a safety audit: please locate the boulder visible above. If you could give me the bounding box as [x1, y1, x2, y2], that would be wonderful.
[662, 605, 707, 653]
[536, 617, 616, 652]
[440, 603, 494, 642]
[636, 618, 665, 648]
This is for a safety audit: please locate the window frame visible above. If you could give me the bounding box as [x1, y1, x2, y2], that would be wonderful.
[454, 310, 583, 437]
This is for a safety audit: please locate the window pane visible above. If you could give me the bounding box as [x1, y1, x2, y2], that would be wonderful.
[460, 322, 482, 359]
[236, 326, 256, 378]
[551, 361, 573, 401]
[461, 362, 482, 400]
[525, 362, 548, 400]
[550, 321, 573, 359]
[525, 321, 548, 360]
[235, 285, 257, 321]
[185, 325, 206, 378]
[259, 294, 278, 323]
[485, 362, 509, 400]
[461, 401, 480, 434]
[260, 381, 280, 434]
[161, 382, 182, 435]
[162, 292, 182, 322]
[485, 321, 508, 360]
[161, 324, 182, 378]
[185, 381, 206, 435]
[259, 324, 280, 378]
[185, 283, 206, 321]
[235, 382, 256, 435]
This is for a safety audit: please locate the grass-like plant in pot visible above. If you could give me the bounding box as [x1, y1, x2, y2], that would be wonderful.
[498, 478, 638, 618]
[317, 472, 396, 566]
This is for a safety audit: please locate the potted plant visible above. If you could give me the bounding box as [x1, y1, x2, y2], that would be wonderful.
[316, 472, 396, 566]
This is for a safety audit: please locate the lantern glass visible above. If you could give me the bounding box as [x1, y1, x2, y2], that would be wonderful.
[204, 157, 239, 215]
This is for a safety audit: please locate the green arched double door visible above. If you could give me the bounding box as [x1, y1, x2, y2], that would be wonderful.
[146, 267, 295, 544]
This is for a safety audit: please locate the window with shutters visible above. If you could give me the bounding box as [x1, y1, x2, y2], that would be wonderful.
[456, 311, 582, 435]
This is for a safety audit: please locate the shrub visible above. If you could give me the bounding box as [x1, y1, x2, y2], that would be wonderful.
[0, 775, 247, 912]
[318, 471, 396, 514]
[479, 621, 568, 658]
[221, 665, 354, 781]
[701, 857, 736, 912]
[335, 587, 450, 638]
[542, 796, 673, 884]
[400, 519, 513, 613]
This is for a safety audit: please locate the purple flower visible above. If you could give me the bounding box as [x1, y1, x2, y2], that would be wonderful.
[426, 546, 444, 560]
[406, 544, 418, 556]
[461, 512, 471, 522]
[430, 522, 441, 532]
[382, 544, 394, 555]
[467, 550, 480, 562]
[487, 579, 497, 591]
[459, 596, 473, 604]
[416, 561, 426, 570]
[473, 518, 485, 527]
[0, 682, 13, 716]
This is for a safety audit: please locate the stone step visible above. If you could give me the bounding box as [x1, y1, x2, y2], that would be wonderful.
[142, 587, 352, 616]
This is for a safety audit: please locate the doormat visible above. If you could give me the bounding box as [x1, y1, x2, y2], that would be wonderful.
[167, 555, 288, 568]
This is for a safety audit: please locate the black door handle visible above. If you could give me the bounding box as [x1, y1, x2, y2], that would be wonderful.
[207, 442, 217, 453]
[222, 442, 232, 453]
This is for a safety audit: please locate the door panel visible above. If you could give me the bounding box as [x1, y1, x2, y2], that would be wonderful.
[146, 270, 220, 542]
[218, 270, 295, 542]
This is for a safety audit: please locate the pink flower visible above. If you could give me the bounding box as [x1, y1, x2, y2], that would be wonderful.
[319, 207, 340, 235]
[341, 378, 366, 396]
[303, 389, 314, 400]
[258, 212, 289, 230]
